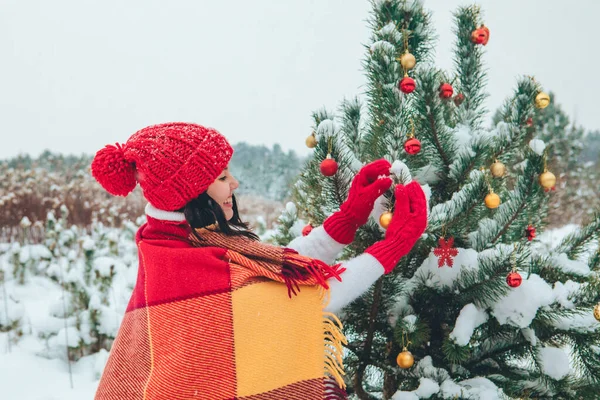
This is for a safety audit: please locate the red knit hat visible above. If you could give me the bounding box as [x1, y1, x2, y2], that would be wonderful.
[91, 122, 233, 211]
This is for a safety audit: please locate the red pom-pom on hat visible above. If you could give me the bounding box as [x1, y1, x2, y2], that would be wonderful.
[91, 143, 137, 196]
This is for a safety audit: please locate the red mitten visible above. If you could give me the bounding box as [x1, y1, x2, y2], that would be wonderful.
[323, 159, 392, 244]
[365, 181, 428, 273]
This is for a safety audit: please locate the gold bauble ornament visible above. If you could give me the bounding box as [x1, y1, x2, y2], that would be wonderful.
[305, 133, 317, 148]
[535, 92, 551, 109]
[594, 304, 600, 322]
[399, 51, 416, 70]
[490, 161, 506, 178]
[379, 211, 393, 229]
[539, 170, 556, 189]
[396, 348, 414, 369]
[485, 192, 501, 209]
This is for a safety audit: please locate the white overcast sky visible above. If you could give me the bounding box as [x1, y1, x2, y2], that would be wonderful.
[1, 0, 599, 159]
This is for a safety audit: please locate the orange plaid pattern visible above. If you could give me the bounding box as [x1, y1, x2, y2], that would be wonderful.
[95, 231, 347, 400]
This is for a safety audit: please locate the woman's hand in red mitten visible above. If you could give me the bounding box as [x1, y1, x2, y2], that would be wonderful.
[365, 181, 428, 273]
[323, 159, 392, 244]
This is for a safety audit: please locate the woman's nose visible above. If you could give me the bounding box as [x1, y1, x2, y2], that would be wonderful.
[231, 177, 239, 190]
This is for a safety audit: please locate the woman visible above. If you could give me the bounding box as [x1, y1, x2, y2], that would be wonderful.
[91, 122, 427, 400]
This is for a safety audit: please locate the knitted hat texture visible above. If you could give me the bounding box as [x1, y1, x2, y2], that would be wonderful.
[91, 122, 233, 211]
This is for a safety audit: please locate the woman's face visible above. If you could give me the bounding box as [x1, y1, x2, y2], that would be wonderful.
[206, 167, 239, 221]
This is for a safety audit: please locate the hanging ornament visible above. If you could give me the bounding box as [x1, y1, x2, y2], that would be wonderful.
[490, 160, 506, 178]
[379, 211, 393, 229]
[506, 245, 522, 288]
[439, 83, 454, 99]
[526, 117, 534, 127]
[302, 223, 313, 236]
[538, 150, 556, 191]
[535, 92, 551, 109]
[525, 224, 536, 241]
[320, 137, 338, 177]
[399, 75, 416, 94]
[397, 348, 414, 369]
[404, 137, 421, 155]
[485, 192, 500, 209]
[396, 330, 414, 369]
[320, 154, 338, 177]
[539, 171, 556, 191]
[305, 132, 317, 149]
[399, 51, 416, 70]
[397, 29, 416, 71]
[404, 119, 421, 155]
[471, 25, 490, 45]
[433, 236, 459, 268]
[483, 168, 501, 209]
[453, 93, 465, 107]
[506, 271, 522, 288]
[594, 303, 600, 322]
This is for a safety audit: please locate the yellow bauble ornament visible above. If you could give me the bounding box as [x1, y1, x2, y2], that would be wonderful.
[594, 304, 600, 322]
[399, 51, 416, 70]
[535, 92, 551, 109]
[490, 161, 506, 178]
[379, 211, 393, 229]
[305, 133, 317, 149]
[397, 348, 414, 369]
[539, 171, 556, 189]
[485, 192, 501, 209]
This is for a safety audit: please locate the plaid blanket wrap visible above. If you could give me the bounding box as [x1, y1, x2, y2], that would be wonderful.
[95, 225, 348, 400]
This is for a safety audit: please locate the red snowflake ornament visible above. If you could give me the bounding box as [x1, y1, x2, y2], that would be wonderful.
[433, 237, 459, 268]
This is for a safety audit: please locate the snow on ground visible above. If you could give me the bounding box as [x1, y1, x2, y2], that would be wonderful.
[0, 277, 101, 399]
[0, 335, 99, 400]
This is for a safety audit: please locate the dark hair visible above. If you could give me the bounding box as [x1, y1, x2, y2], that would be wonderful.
[182, 192, 259, 241]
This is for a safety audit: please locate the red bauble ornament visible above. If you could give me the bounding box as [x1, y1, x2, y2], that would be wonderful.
[302, 224, 313, 236]
[399, 76, 416, 94]
[320, 154, 338, 176]
[433, 237, 459, 268]
[404, 137, 421, 155]
[453, 93, 465, 106]
[471, 30, 484, 44]
[526, 117, 534, 127]
[525, 225, 536, 241]
[471, 25, 490, 45]
[439, 83, 454, 99]
[506, 271, 522, 288]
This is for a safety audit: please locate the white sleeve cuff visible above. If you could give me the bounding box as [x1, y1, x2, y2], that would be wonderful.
[286, 225, 345, 265]
[324, 253, 385, 314]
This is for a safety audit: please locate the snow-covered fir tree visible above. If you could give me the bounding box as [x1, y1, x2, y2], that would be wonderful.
[275, 1, 600, 399]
